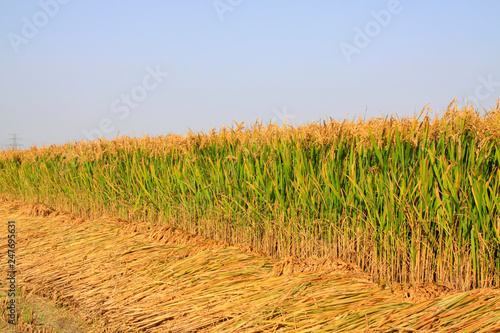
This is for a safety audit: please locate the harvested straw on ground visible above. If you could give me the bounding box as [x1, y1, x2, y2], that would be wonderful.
[1, 199, 499, 332]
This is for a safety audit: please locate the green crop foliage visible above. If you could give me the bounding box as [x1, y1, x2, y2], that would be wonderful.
[1, 100, 499, 290]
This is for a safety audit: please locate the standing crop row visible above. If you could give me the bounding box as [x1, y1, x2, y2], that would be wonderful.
[1, 100, 499, 290]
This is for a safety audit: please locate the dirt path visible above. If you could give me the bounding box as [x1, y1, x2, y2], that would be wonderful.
[0, 288, 92, 332]
[0, 198, 499, 332]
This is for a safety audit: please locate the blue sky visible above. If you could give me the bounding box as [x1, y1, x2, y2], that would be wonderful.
[1, 1, 499, 148]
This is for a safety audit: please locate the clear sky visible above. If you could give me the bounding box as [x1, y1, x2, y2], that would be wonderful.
[1, 1, 499, 148]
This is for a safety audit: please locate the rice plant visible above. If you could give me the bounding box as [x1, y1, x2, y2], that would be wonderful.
[1, 99, 499, 290]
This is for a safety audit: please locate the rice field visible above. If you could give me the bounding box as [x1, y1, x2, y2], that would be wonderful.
[1, 199, 499, 332]
[1, 100, 500, 291]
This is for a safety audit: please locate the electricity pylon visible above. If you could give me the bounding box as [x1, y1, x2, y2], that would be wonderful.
[8, 133, 23, 150]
